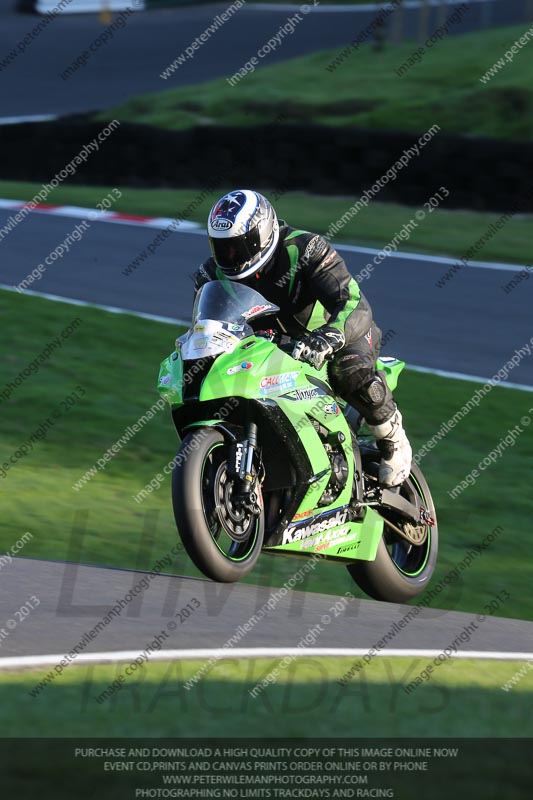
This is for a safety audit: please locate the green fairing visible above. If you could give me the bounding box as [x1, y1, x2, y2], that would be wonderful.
[155, 335, 407, 564]
[376, 356, 405, 392]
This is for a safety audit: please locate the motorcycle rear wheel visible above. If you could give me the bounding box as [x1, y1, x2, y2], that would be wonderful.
[347, 460, 438, 603]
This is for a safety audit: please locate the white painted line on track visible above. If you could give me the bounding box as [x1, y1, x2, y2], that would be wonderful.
[2, 646, 532, 672]
[135, 229, 531, 273]
[0, 283, 190, 327]
[334, 242, 527, 273]
[406, 364, 533, 393]
[0, 115, 58, 126]
[0, 197, 526, 272]
[2, 283, 532, 391]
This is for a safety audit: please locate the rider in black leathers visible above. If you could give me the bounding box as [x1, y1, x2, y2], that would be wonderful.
[192, 189, 412, 487]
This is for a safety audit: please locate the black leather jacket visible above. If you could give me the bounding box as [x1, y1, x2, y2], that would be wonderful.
[192, 223, 372, 342]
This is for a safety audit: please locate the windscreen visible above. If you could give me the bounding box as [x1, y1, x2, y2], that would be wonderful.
[181, 281, 281, 361]
[192, 280, 279, 324]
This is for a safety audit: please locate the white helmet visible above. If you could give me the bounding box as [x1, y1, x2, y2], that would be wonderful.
[207, 189, 279, 280]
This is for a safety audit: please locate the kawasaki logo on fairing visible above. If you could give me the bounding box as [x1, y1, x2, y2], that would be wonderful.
[282, 509, 349, 545]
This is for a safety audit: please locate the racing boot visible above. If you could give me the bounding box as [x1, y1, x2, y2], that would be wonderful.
[366, 409, 412, 487]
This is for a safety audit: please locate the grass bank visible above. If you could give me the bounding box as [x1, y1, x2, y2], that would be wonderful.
[99, 25, 533, 140]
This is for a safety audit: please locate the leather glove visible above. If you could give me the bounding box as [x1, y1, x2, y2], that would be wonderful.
[292, 326, 345, 370]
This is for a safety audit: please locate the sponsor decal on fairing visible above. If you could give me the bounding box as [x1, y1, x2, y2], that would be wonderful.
[312, 531, 358, 553]
[242, 304, 276, 320]
[291, 509, 314, 522]
[337, 541, 360, 555]
[259, 371, 299, 396]
[226, 361, 253, 375]
[282, 387, 321, 401]
[282, 508, 349, 545]
[211, 330, 241, 351]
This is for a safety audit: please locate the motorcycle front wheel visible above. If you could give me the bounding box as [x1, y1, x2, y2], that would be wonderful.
[172, 428, 264, 583]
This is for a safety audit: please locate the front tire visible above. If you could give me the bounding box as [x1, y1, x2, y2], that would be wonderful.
[347, 461, 438, 603]
[172, 428, 264, 583]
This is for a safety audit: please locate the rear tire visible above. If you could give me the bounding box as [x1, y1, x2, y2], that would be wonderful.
[347, 461, 438, 603]
[172, 428, 264, 583]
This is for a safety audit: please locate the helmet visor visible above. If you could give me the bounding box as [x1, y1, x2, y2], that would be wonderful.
[209, 227, 262, 275]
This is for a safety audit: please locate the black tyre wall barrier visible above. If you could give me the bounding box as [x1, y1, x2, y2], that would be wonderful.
[0, 118, 531, 213]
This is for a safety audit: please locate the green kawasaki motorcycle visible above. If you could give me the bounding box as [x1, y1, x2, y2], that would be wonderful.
[158, 280, 437, 603]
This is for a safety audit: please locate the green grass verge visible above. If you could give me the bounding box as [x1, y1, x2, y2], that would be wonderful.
[5, 657, 533, 737]
[0, 180, 530, 265]
[4, 658, 532, 795]
[98, 25, 533, 140]
[1, 289, 532, 620]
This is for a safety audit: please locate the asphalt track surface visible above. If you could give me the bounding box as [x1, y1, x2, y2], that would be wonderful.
[2, 210, 533, 385]
[0, 0, 529, 117]
[0, 557, 531, 661]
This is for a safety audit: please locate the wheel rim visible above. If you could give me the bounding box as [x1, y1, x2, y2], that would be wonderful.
[200, 442, 260, 562]
[385, 472, 433, 578]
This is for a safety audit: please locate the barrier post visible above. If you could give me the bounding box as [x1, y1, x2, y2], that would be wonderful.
[100, 0, 112, 24]
[391, 0, 406, 44]
[418, 0, 430, 44]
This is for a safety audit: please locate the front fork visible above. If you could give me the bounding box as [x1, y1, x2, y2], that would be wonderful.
[226, 422, 262, 516]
